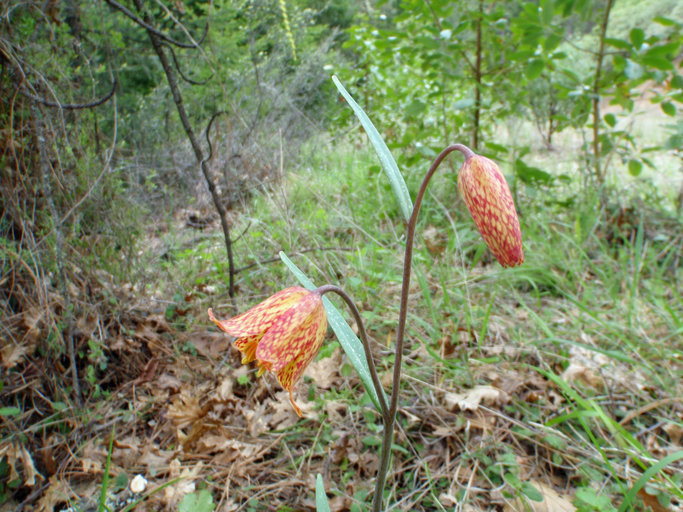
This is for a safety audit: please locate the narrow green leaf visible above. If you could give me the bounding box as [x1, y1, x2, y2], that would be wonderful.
[332, 75, 412, 222]
[652, 16, 677, 26]
[604, 37, 632, 50]
[617, 451, 683, 512]
[540, 0, 554, 24]
[98, 427, 115, 512]
[316, 474, 332, 512]
[279, 252, 384, 412]
[521, 482, 544, 502]
[641, 55, 673, 71]
[0, 407, 21, 417]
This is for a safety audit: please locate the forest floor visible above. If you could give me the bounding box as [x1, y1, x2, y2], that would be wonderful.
[2, 109, 682, 512]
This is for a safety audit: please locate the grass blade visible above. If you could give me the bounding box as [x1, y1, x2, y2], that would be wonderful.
[280, 251, 384, 412]
[617, 450, 683, 512]
[98, 427, 115, 512]
[332, 75, 412, 222]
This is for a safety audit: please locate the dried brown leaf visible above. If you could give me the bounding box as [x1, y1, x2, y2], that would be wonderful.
[35, 475, 77, 512]
[304, 348, 342, 389]
[168, 388, 204, 429]
[445, 385, 508, 412]
[0, 441, 43, 486]
[663, 423, 683, 445]
[162, 460, 203, 506]
[1, 341, 27, 369]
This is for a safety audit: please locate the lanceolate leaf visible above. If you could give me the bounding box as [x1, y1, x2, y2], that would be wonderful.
[280, 252, 384, 412]
[332, 75, 412, 222]
[315, 474, 332, 512]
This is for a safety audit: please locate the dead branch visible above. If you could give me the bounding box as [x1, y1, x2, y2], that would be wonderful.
[19, 79, 117, 110]
[102, 0, 208, 49]
[162, 42, 212, 86]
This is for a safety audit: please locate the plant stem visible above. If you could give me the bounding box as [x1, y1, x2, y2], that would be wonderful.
[592, 0, 615, 189]
[35, 111, 82, 406]
[315, 285, 389, 420]
[372, 143, 473, 512]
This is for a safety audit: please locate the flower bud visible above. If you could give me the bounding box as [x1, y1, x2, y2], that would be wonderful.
[457, 154, 524, 267]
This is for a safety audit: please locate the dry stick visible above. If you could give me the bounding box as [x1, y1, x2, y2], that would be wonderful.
[103, 0, 208, 49]
[162, 41, 212, 86]
[34, 110, 82, 406]
[20, 79, 117, 110]
[372, 144, 474, 512]
[592, 0, 615, 189]
[131, 0, 237, 311]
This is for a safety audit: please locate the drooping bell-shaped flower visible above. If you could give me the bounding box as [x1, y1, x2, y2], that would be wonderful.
[208, 287, 327, 416]
[457, 153, 524, 267]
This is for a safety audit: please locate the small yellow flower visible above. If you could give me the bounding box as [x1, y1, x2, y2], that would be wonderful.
[457, 153, 524, 267]
[208, 287, 327, 416]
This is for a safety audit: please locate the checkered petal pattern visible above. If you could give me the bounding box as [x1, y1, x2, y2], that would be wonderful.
[457, 154, 524, 267]
[208, 287, 327, 416]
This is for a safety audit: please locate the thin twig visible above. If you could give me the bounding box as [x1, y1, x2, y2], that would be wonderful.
[162, 42, 212, 85]
[102, 0, 208, 49]
[34, 110, 82, 406]
[129, 0, 237, 312]
[20, 79, 117, 110]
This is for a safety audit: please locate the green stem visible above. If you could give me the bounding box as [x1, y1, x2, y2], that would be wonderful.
[314, 285, 389, 420]
[372, 144, 473, 512]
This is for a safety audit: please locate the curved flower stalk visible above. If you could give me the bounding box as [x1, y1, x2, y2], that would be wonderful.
[208, 286, 327, 416]
[457, 152, 524, 267]
[372, 144, 524, 512]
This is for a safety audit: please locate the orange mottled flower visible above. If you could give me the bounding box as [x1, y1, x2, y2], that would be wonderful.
[457, 153, 524, 267]
[208, 287, 327, 416]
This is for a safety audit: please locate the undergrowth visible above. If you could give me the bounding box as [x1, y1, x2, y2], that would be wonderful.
[152, 135, 683, 510]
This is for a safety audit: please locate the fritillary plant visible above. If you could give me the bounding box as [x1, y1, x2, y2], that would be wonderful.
[209, 76, 524, 512]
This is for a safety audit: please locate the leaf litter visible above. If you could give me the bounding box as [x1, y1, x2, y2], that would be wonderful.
[2, 235, 682, 511]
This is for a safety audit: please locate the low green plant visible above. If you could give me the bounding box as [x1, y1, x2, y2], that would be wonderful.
[209, 77, 526, 511]
[205, 75, 682, 511]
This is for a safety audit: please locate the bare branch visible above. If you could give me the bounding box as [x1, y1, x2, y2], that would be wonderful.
[202, 110, 231, 167]
[103, 0, 208, 49]
[20, 79, 117, 110]
[162, 42, 212, 86]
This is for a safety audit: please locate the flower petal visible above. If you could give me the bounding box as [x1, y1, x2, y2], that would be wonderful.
[233, 334, 261, 364]
[256, 292, 327, 372]
[457, 155, 524, 267]
[274, 306, 327, 417]
[207, 287, 309, 337]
